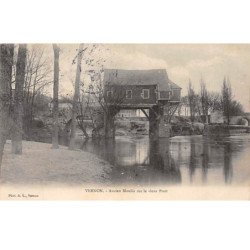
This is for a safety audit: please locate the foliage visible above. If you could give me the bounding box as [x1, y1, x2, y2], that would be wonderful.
[181, 77, 244, 124]
[220, 77, 244, 123]
[187, 80, 200, 121]
[221, 77, 232, 124]
[71, 44, 125, 138]
[230, 100, 244, 116]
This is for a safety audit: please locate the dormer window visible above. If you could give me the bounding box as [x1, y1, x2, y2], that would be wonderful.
[141, 89, 150, 99]
[126, 90, 132, 99]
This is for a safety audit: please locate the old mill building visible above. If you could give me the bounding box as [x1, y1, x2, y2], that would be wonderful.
[103, 69, 182, 138]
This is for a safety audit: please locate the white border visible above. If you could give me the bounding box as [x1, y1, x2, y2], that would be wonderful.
[1, 1, 250, 250]
[1, 0, 250, 43]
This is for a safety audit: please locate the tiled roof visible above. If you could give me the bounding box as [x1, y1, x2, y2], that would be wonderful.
[169, 80, 182, 89]
[104, 69, 180, 92]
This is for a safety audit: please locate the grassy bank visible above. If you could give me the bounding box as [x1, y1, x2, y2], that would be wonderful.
[1, 140, 112, 186]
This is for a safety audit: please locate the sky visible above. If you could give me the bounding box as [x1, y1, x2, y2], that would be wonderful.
[41, 44, 250, 111]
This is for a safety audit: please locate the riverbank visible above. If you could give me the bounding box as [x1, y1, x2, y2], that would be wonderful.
[203, 124, 250, 137]
[0, 140, 112, 186]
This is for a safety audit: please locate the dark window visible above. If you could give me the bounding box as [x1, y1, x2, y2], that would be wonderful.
[172, 89, 181, 101]
[159, 91, 170, 99]
[126, 90, 132, 99]
[142, 89, 150, 99]
[106, 91, 113, 98]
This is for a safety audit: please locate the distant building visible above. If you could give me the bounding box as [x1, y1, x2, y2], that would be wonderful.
[49, 101, 72, 111]
[116, 109, 149, 118]
[210, 111, 250, 126]
[179, 104, 191, 117]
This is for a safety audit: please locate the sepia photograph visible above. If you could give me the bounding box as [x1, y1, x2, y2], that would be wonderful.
[1, 2, 250, 250]
[0, 44, 249, 199]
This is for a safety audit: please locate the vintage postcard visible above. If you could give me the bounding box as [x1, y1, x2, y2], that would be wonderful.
[0, 44, 250, 200]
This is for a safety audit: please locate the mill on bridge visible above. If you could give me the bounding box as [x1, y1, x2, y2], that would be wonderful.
[103, 69, 182, 139]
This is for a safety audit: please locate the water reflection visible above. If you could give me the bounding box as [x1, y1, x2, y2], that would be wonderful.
[75, 134, 250, 186]
[149, 139, 181, 184]
[201, 141, 209, 183]
[189, 137, 196, 183]
[223, 142, 233, 184]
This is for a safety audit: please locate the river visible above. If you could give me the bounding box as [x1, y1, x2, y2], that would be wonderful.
[63, 134, 250, 186]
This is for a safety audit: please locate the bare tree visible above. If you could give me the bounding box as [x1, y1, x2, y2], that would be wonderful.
[221, 77, 232, 124]
[10, 46, 52, 135]
[200, 78, 210, 123]
[23, 47, 52, 132]
[61, 89, 94, 140]
[52, 44, 60, 149]
[68, 44, 125, 139]
[177, 96, 189, 116]
[207, 91, 221, 113]
[221, 77, 244, 124]
[89, 70, 126, 138]
[199, 78, 227, 123]
[69, 43, 84, 150]
[163, 102, 180, 123]
[71, 44, 118, 138]
[77, 88, 92, 139]
[0, 44, 14, 167]
[188, 80, 196, 122]
[11, 44, 27, 154]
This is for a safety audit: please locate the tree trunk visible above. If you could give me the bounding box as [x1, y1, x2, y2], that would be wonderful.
[104, 110, 115, 139]
[11, 44, 27, 154]
[52, 44, 60, 149]
[0, 44, 14, 168]
[69, 43, 83, 150]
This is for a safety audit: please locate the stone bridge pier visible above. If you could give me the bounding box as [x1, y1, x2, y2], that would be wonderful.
[149, 105, 171, 140]
[103, 105, 172, 139]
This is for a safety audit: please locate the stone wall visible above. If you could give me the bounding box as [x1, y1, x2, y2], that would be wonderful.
[159, 120, 171, 138]
[203, 124, 250, 137]
[210, 112, 249, 126]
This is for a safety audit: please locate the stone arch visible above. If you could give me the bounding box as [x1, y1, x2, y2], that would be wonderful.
[242, 117, 250, 126]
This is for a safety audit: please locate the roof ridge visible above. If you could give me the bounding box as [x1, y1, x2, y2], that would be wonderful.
[103, 68, 181, 91]
[104, 68, 166, 71]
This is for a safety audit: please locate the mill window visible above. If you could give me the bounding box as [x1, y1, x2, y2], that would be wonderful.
[142, 89, 150, 99]
[126, 90, 132, 99]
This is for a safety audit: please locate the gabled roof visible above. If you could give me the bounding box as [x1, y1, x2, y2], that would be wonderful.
[103, 69, 180, 92]
[169, 80, 182, 89]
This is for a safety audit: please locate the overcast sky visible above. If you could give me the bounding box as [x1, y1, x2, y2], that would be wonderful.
[43, 44, 250, 111]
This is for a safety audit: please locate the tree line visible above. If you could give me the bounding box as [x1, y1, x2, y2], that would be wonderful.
[178, 77, 244, 124]
[0, 43, 116, 170]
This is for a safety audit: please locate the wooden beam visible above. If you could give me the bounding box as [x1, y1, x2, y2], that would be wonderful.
[140, 108, 149, 120]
